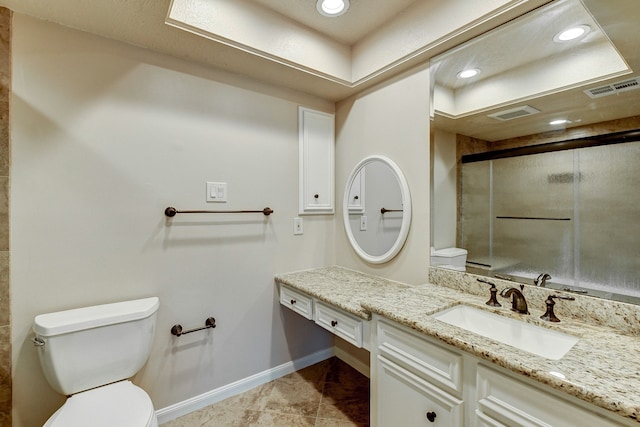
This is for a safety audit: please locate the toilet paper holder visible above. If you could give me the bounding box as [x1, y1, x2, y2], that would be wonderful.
[171, 317, 216, 337]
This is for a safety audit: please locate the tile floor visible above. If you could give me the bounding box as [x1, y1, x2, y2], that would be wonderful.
[162, 357, 370, 427]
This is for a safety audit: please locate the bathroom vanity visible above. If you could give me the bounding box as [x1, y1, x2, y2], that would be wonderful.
[275, 266, 640, 426]
[277, 266, 410, 351]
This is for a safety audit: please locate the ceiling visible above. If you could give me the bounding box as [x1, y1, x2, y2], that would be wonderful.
[248, 0, 419, 45]
[3, 0, 637, 141]
[0, 0, 545, 101]
[0, 0, 423, 101]
[431, 0, 640, 141]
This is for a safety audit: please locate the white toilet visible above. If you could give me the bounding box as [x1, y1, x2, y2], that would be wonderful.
[430, 247, 468, 271]
[33, 297, 160, 427]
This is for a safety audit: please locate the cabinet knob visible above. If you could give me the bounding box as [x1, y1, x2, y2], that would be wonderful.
[331, 320, 338, 327]
[426, 411, 437, 422]
[314, 194, 319, 199]
[354, 195, 359, 200]
[290, 299, 296, 305]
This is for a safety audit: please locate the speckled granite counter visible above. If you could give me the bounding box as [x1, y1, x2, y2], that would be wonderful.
[276, 266, 640, 424]
[275, 265, 410, 319]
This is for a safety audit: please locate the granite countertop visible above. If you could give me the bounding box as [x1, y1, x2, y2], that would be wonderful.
[275, 265, 410, 320]
[275, 265, 640, 424]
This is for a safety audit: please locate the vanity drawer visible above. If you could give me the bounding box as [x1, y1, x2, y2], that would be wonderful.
[377, 319, 463, 396]
[476, 364, 628, 427]
[280, 285, 313, 320]
[314, 301, 363, 348]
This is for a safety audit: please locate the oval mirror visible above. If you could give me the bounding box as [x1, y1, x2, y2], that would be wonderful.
[343, 155, 412, 264]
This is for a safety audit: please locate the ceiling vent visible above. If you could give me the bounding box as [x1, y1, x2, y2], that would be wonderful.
[487, 105, 540, 121]
[584, 76, 640, 99]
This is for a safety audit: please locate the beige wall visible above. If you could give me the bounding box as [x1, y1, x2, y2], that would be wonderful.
[7, 3, 484, 426]
[0, 7, 10, 427]
[10, 15, 337, 426]
[432, 128, 457, 249]
[334, 65, 431, 284]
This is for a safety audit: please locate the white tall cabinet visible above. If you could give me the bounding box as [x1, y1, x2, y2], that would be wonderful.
[298, 107, 334, 215]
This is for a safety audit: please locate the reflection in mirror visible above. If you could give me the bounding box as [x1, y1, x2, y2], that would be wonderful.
[430, 0, 640, 304]
[343, 155, 411, 264]
[461, 135, 640, 302]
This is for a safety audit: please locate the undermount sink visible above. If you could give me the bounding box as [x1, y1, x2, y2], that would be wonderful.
[432, 305, 579, 360]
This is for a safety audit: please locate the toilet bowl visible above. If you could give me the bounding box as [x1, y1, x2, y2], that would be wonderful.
[33, 297, 160, 427]
[43, 381, 157, 427]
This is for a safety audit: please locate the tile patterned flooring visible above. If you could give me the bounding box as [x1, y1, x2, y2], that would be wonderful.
[162, 357, 370, 427]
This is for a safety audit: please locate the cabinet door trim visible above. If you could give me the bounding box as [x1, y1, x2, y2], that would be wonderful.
[314, 300, 363, 348]
[377, 355, 464, 426]
[279, 285, 314, 320]
[475, 363, 628, 427]
[298, 106, 335, 215]
[377, 319, 463, 396]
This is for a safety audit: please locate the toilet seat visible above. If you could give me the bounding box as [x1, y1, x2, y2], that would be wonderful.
[44, 380, 157, 427]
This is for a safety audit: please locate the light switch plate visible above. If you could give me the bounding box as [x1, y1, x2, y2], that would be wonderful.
[360, 215, 367, 231]
[206, 182, 227, 202]
[293, 217, 303, 235]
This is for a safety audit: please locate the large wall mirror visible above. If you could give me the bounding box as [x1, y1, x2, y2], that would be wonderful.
[343, 155, 412, 264]
[431, 0, 640, 304]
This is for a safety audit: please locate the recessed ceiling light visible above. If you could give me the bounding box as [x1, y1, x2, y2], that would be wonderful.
[553, 25, 591, 42]
[316, 0, 350, 17]
[549, 119, 569, 125]
[457, 68, 481, 79]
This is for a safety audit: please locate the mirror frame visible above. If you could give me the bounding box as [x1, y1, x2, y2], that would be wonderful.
[343, 155, 412, 264]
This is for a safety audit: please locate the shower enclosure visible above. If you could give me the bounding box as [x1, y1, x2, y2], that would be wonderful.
[461, 137, 640, 300]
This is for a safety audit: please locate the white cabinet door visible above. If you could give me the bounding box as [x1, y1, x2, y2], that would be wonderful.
[298, 107, 334, 214]
[475, 364, 628, 427]
[377, 320, 463, 397]
[377, 356, 464, 427]
[347, 167, 365, 213]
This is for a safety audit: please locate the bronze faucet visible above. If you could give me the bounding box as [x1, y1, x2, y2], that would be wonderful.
[500, 285, 529, 314]
[534, 273, 551, 287]
[540, 294, 575, 322]
[477, 278, 501, 307]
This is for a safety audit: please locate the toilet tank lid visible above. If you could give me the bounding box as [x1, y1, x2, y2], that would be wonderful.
[432, 247, 468, 257]
[34, 297, 159, 337]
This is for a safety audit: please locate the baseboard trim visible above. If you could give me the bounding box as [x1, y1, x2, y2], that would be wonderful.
[155, 347, 335, 424]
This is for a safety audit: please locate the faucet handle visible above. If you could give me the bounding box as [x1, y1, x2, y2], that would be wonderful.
[477, 278, 501, 307]
[540, 294, 575, 322]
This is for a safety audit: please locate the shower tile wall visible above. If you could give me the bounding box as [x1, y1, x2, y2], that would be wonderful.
[0, 6, 11, 426]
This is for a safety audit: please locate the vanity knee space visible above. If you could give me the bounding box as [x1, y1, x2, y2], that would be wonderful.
[279, 284, 370, 350]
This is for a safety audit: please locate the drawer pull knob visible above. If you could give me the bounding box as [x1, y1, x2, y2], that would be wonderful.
[290, 299, 296, 305]
[331, 320, 338, 327]
[314, 194, 319, 199]
[426, 411, 437, 422]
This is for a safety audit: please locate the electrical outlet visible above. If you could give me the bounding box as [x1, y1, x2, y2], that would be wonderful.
[360, 215, 367, 231]
[293, 217, 303, 235]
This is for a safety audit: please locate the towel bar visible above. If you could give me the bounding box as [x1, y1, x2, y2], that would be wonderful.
[170, 317, 216, 337]
[165, 207, 273, 217]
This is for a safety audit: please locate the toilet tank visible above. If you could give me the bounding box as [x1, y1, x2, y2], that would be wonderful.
[33, 297, 159, 396]
[430, 247, 468, 270]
